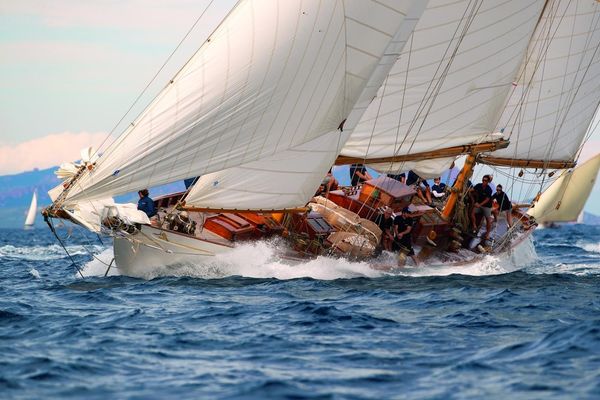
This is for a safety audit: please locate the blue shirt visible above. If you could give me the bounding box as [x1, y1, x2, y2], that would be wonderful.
[137, 196, 157, 218]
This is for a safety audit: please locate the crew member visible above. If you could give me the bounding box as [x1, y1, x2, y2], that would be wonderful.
[137, 189, 157, 218]
[350, 164, 372, 186]
[431, 177, 447, 199]
[406, 170, 432, 205]
[375, 207, 395, 251]
[393, 207, 420, 266]
[492, 184, 513, 228]
[470, 175, 493, 239]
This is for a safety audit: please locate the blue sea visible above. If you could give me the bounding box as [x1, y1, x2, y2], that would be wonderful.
[1, 225, 600, 399]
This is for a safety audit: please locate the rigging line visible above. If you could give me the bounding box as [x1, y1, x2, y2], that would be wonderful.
[502, 0, 558, 134]
[393, 0, 481, 162]
[503, 0, 571, 135]
[45, 216, 85, 279]
[387, 32, 413, 176]
[541, 2, 600, 165]
[541, 23, 600, 168]
[53, 0, 220, 213]
[91, 0, 218, 159]
[398, 0, 483, 170]
[371, 0, 480, 181]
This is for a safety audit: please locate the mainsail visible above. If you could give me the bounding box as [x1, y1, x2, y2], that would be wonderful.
[339, 0, 547, 176]
[528, 152, 600, 223]
[482, 0, 600, 168]
[61, 0, 426, 207]
[25, 190, 37, 227]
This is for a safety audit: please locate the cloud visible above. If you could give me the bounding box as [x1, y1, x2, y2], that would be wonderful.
[0, 131, 109, 175]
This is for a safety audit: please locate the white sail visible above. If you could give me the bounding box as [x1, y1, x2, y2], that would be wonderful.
[492, 0, 600, 164]
[528, 153, 600, 223]
[25, 190, 37, 227]
[186, 1, 429, 210]
[340, 0, 546, 175]
[62, 0, 425, 205]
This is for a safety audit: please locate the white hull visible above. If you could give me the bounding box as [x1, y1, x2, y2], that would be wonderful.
[112, 222, 536, 278]
[114, 225, 233, 278]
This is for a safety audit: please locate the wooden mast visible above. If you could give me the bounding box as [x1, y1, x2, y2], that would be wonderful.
[441, 154, 476, 221]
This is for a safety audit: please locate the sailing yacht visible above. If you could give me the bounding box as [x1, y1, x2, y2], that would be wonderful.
[42, 0, 600, 277]
[24, 190, 37, 228]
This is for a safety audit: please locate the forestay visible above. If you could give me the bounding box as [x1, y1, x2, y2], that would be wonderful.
[62, 0, 423, 205]
[340, 0, 546, 176]
[491, 0, 600, 164]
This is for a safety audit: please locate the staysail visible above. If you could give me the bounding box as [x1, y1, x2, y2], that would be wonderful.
[25, 190, 37, 227]
[61, 0, 426, 207]
[482, 0, 600, 168]
[339, 0, 547, 177]
[528, 152, 600, 223]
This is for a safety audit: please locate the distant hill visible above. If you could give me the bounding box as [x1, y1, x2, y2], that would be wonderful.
[1, 166, 598, 228]
[0, 166, 185, 228]
[583, 211, 600, 225]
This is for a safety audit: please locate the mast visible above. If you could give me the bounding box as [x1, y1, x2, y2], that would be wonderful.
[441, 154, 476, 221]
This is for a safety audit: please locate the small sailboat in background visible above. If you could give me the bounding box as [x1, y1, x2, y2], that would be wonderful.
[24, 190, 38, 228]
[529, 153, 600, 228]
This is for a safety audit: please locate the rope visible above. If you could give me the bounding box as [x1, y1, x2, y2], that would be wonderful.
[45, 216, 85, 279]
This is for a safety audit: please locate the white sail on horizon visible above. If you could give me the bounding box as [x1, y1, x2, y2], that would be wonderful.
[25, 190, 37, 227]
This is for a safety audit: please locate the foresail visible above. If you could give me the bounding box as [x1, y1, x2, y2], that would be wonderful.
[184, 0, 429, 211]
[489, 0, 600, 165]
[528, 153, 600, 223]
[63, 0, 424, 205]
[340, 0, 546, 176]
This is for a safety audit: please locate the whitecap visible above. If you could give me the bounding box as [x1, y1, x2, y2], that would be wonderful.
[29, 268, 41, 279]
[78, 248, 120, 278]
[0, 244, 104, 261]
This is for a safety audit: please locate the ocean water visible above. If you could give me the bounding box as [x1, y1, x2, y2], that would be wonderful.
[1, 225, 600, 399]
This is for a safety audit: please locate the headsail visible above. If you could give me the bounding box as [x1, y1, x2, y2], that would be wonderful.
[339, 0, 547, 176]
[62, 0, 426, 206]
[185, 0, 429, 210]
[25, 190, 37, 227]
[528, 152, 600, 223]
[482, 0, 600, 167]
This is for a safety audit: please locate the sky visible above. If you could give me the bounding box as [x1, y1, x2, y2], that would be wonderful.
[1, 1, 600, 214]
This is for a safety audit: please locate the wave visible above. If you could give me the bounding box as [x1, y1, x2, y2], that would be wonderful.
[0, 244, 104, 261]
[577, 241, 600, 254]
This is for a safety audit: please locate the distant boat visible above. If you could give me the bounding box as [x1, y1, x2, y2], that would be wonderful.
[24, 190, 37, 228]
